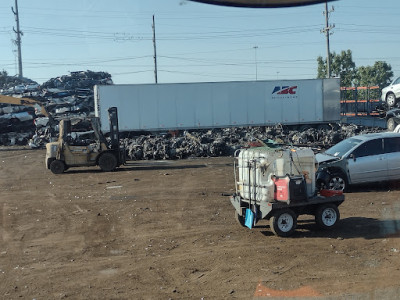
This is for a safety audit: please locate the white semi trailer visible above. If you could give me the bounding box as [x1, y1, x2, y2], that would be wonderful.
[94, 78, 340, 133]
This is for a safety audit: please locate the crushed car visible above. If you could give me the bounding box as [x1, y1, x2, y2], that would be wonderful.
[0, 111, 35, 133]
[385, 108, 400, 131]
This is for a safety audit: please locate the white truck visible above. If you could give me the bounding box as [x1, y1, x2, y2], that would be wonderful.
[94, 78, 340, 133]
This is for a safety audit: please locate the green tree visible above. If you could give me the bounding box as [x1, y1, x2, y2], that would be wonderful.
[0, 70, 9, 87]
[357, 61, 393, 88]
[317, 50, 357, 87]
[317, 56, 327, 79]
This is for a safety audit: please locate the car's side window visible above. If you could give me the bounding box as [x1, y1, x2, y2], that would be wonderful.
[351, 139, 383, 158]
[395, 77, 400, 85]
[384, 137, 400, 153]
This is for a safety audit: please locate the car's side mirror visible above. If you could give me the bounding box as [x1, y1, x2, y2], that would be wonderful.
[349, 154, 356, 161]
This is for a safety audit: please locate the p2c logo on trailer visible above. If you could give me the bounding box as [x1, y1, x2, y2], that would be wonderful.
[272, 86, 297, 95]
[272, 86, 298, 99]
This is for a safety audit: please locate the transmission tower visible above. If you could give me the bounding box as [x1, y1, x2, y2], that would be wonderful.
[321, 1, 334, 78]
[12, 0, 23, 78]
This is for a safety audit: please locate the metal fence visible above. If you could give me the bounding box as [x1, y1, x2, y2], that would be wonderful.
[340, 86, 382, 117]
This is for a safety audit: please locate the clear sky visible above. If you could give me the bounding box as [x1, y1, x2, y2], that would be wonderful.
[0, 0, 399, 85]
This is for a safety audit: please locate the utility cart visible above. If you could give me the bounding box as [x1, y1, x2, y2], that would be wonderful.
[230, 146, 345, 237]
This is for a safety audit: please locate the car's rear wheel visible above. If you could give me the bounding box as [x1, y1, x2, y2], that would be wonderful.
[386, 93, 397, 107]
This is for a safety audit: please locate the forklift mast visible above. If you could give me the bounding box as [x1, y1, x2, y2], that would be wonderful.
[60, 119, 71, 140]
[90, 117, 107, 145]
[108, 107, 120, 151]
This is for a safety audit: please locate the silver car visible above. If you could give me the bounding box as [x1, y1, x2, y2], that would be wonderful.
[316, 132, 400, 190]
[381, 77, 400, 107]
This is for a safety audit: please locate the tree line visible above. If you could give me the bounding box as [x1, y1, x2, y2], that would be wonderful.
[317, 49, 394, 88]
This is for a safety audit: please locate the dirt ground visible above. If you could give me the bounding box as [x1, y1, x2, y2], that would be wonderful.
[0, 147, 400, 299]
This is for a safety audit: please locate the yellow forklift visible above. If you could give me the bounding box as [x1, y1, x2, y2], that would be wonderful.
[45, 107, 125, 174]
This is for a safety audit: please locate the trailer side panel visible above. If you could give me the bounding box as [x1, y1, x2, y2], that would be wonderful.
[95, 78, 340, 132]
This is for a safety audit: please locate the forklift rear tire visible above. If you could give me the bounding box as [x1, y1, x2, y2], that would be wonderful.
[98, 152, 118, 172]
[315, 204, 340, 230]
[235, 210, 246, 227]
[270, 209, 297, 237]
[50, 160, 65, 174]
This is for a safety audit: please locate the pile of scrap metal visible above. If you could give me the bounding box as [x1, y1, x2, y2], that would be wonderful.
[0, 74, 38, 95]
[122, 124, 384, 160]
[0, 71, 386, 156]
[0, 104, 36, 144]
[0, 70, 112, 147]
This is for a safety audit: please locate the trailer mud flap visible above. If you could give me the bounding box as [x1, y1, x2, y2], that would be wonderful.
[259, 201, 272, 219]
[230, 195, 242, 215]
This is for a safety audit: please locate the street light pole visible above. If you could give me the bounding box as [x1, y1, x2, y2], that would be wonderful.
[253, 46, 258, 81]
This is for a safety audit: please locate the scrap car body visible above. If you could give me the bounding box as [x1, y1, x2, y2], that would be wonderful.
[381, 76, 400, 108]
[385, 108, 400, 131]
[316, 132, 400, 190]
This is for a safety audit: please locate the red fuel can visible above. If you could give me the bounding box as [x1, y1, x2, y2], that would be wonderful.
[273, 176, 290, 202]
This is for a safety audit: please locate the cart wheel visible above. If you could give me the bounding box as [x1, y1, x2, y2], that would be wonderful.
[315, 204, 340, 229]
[235, 211, 246, 227]
[270, 209, 297, 237]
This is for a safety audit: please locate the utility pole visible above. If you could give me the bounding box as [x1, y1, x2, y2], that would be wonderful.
[152, 15, 158, 84]
[321, 1, 334, 78]
[12, 0, 23, 78]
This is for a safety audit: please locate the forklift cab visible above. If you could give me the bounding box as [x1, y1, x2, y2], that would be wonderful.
[59, 119, 105, 167]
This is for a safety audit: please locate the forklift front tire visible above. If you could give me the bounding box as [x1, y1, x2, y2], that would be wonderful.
[50, 160, 66, 174]
[270, 209, 297, 237]
[98, 152, 118, 172]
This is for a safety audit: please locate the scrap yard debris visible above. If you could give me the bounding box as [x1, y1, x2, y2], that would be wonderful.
[122, 124, 384, 160]
[0, 70, 112, 146]
[0, 71, 385, 156]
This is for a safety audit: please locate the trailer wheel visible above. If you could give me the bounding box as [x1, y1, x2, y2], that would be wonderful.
[98, 152, 118, 172]
[270, 209, 297, 237]
[299, 125, 312, 132]
[50, 159, 65, 174]
[235, 211, 246, 227]
[317, 124, 331, 131]
[315, 204, 340, 229]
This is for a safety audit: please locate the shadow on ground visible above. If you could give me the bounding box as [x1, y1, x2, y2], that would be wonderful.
[258, 217, 400, 239]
